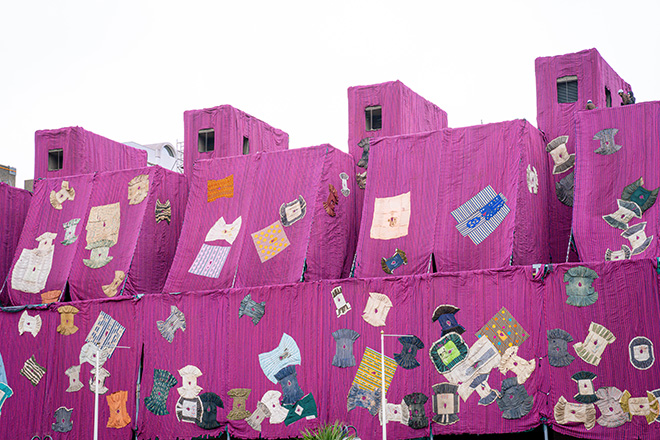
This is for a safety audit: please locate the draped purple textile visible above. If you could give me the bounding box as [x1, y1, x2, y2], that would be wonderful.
[353, 119, 551, 277]
[0, 183, 31, 303]
[535, 48, 630, 263]
[0, 297, 139, 440]
[183, 105, 289, 177]
[164, 145, 358, 292]
[573, 102, 660, 262]
[34, 126, 147, 180]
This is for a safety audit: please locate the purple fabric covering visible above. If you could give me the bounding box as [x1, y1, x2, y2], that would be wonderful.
[164, 145, 358, 292]
[0, 297, 139, 439]
[34, 126, 147, 180]
[535, 49, 630, 263]
[573, 102, 660, 262]
[183, 105, 289, 177]
[0, 183, 31, 303]
[353, 120, 551, 277]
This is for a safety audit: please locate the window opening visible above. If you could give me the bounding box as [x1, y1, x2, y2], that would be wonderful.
[557, 76, 578, 103]
[242, 136, 249, 155]
[365, 105, 382, 131]
[605, 87, 612, 108]
[48, 149, 63, 171]
[198, 129, 215, 152]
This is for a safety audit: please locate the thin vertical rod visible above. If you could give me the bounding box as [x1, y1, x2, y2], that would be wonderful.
[381, 330, 386, 440]
[94, 349, 100, 440]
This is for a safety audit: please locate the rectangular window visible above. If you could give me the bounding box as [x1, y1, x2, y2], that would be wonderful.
[605, 87, 612, 108]
[48, 149, 63, 171]
[198, 129, 215, 152]
[242, 136, 250, 155]
[557, 76, 578, 103]
[365, 105, 382, 131]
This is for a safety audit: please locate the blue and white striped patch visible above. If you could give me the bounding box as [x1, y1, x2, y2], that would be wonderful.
[451, 186, 510, 245]
[188, 244, 230, 278]
[85, 312, 126, 357]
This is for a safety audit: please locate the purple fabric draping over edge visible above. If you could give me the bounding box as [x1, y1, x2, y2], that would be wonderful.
[573, 101, 660, 262]
[535, 48, 630, 263]
[0, 297, 139, 439]
[34, 126, 147, 180]
[183, 105, 289, 177]
[0, 183, 31, 303]
[353, 119, 551, 277]
[164, 145, 358, 292]
[544, 259, 660, 440]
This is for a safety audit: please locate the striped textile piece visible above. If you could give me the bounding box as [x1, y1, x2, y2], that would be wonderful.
[452, 186, 510, 245]
[451, 186, 498, 222]
[20, 355, 46, 386]
[352, 347, 397, 393]
[85, 312, 126, 357]
[258, 333, 302, 384]
[207, 175, 234, 202]
[188, 244, 230, 278]
[154, 199, 171, 224]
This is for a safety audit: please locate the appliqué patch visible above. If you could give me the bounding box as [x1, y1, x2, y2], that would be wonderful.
[595, 387, 627, 428]
[402, 392, 428, 429]
[155, 199, 171, 224]
[175, 396, 203, 423]
[11, 232, 57, 294]
[547, 329, 575, 367]
[226, 388, 252, 420]
[347, 384, 381, 416]
[362, 291, 393, 327]
[106, 390, 131, 428]
[621, 177, 659, 214]
[65, 365, 83, 392]
[188, 244, 230, 278]
[205, 216, 242, 244]
[323, 184, 339, 217]
[352, 347, 397, 393]
[20, 355, 46, 386]
[50, 180, 75, 210]
[84, 202, 120, 269]
[621, 222, 653, 256]
[572, 371, 598, 404]
[356, 137, 370, 169]
[546, 135, 575, 174]
[89, 367, 110, 394]
[381, 249, 407, 274]
[476, 307, 529, 355]
[259, 333, 302, 383]
[564, 266, 598, 306]
[429, 333, 468, 374]
[394, 335, 424, 370]
[356, 171, 367, 189]
[280, 196, 307, 226]
[498, 346, 536, 384]
[157, 305, 186, 343]
[526, 165, 538, 194]
[556, 171, 575, 207]
[370, 192, 411, 240]
[602, 199, 642, 230]
[339, 172, 350, 197]
[593, 128, 622, 155]
[251, 221, 290, 263]
[238, 294, 266, 325]
[332, 329, 360, 368]
[101, 270, 125, 297]
[274, 365, 304, 405]
[497, 377, 534, 420]
[196, 392, 224, 430]
[443, 336, 501, 400]
[432, 304, 465, 337]
[451, 186, 510, 245]
[144, 368, 178, 416]
[283, 393, 317, 426]
[604, 245, 632, 261]
[127, 174, 149, 205]
[246, 401, 271, 431]
[431, 383, 460, 425]
[331, 286, 351, 317]
[207, 175, 234, 202]
[57, 306, 79, 335]
[18, 311, 42, 337]
[52, 406, 74, 432]
[629, 336, 655, 370]
[260, 390, 288, 424]
[553, 396, 596, 429]
[573, 322, 615, 366]
[61, 218, 81, 245]
[85, 311, 126, 358]
[619, 391, 659, 424]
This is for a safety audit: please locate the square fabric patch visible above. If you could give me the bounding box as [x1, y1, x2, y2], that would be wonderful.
[188, 244, 230, 278]
[207, 175, 234, 202]
[476, 307, 529, 355]
[370, 192, 411, 240]
[352, 347, 397, 393]
[451, 186, 509, 245]
[251, 221, 290, 263]
[86, 312, 126, 358]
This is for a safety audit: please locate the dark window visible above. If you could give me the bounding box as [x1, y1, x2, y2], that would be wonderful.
[242, 136, 249, 155]
[198, 129, 214, 152]
[48, 149, 63, 171]
[365, 105, 382, 131]
[605, 87, 612, 108]
[557, 76, 578, 103]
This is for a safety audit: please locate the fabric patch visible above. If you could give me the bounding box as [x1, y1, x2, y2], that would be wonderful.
[52, 406, 74, 432]
[556, 171, 575, 206]
[207, 175, 234, 202]
[283, 393, 317, 426]
[443, 336, 501, 401]
[429, 333, 468, 374]
[402, 392, 428, 429]
[247, 401, 272, 431]
[621, 177, 659, 214]
[178, 365, 203, 399]
[260, 390, 288, 424]
[431, 383, 460, 425]
[196, 392, 224, 430]
[451, 186, 510, 245]
[347, 384, 381, 416]
[564, 266, 598, 307]
[259, 333, 302, 383]
[547, 329, 575, 367]
[572, 371, 597, 404]
[573, 322, 616, 366]
[498, 346, 536, 385]
[65, 365, 83, 392]
[526, 165, 538, 194]
[381, 249, 407, 274]
[339, 172, 350, 197]
[603, 199, 641, 230]
[0, 382, 12, 414]
[476, 307, 529, 355]
[101, 270, 125, 297]
[50, 180, 75, 209]
[370, 192, 411, 240]
[356, 171, 367, 189]
[238, 293, 266, 325]
[379, 401, 409, 426]
[205, 216, 242, 244]
[622, 222, 653, 256]
[323, 184, 339, 217]
[251, 221, 290, 263]
[155, 199, 172, 224]
[362, 291, 393, 327]
[20, 355, 46, 386]
[89, 367, 110, 394]
[86, 311, 125, 358]
[175, 396, 203, 423]
[595, 387, 627, 428]
[127, 174, 149, 205]
[61, 218, 81, 245]
[157, 305, 186, 343]
[620, 391, 659, 424]
[546, 136, 575, 174]
[274, 365, 304, 405]
[57, 306, 79, 335]
[470, 374, 499, 406]
[18, 311, 42, 337]
[41, 289, 61, 304]
[554, 396, 596, 430]
[79, 342, 110, 367]
[652, 389, 660, 423]
[188, 244, 230, 278]
[280, 196, 307, 227]
[394, 335, 424, 370]
[352, 347, 397, 393]
[144, 369, 178, 416]
[226, 388, 252, 420]
[432, 304, 465, 337]
[356, 137, 370, 169]
[11, 231, 57, 294]
[331, 286, 351, 317]
[605, 245, 632, 261]
[332, 329, 360, 368]
[84, 202, 120, 269]
[106, 390, 131, 428]
[629, 336, 655, 370]
[497, 377, 533, 420]
[593, 128, 622, 155]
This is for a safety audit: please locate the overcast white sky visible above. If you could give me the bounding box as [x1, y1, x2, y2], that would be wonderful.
[1, 0, 658, 186]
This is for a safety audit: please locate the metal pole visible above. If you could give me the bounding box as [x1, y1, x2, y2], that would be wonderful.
[381, 331, 386, 440]
[94, 348, 99, 440]
[543, 424, 549, 440]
